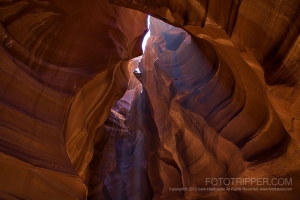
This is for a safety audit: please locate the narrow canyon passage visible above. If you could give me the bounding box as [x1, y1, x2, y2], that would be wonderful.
[0, 0, 299, 199]
[85, 17, 300, 199]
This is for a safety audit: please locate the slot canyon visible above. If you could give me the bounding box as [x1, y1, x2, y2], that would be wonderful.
[0, 0, 300, 199]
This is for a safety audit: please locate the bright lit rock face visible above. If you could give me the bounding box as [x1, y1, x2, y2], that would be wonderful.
[0, 0, 300, 199]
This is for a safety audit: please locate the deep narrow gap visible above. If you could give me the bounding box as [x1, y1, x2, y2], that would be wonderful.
[142, 15, 151, 53]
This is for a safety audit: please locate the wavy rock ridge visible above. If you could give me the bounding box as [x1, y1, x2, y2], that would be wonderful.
[0, 0, 300, 199]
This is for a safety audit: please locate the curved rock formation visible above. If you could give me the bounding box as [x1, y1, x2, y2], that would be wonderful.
[0, 0, 300, 199]
[0, 0, 147, 199]
[127, 17, 298, 199]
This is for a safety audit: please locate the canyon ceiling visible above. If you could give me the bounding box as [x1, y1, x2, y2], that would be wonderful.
[0, 0, 300, 199]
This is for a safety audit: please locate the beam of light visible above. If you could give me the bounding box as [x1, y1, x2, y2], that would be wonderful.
[142, 15, 150, 52]
[134, 67, 140, 73]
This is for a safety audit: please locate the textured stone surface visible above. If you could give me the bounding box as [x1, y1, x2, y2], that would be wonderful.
[0, 0, 147, 199]
[0, 0, 299, 199]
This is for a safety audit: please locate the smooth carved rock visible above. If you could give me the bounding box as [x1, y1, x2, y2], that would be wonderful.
[0, 0, 299, 199]
[140, 17, 290, 162]
[109, 0, 300, 133]
[0, 0, 147, 199]
[127, 17, 298, 199]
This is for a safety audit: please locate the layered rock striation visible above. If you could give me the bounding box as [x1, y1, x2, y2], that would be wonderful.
[0, 0, 300, 199]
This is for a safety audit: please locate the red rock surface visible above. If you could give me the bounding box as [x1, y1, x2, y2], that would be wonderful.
[0, 0, 299, 199]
